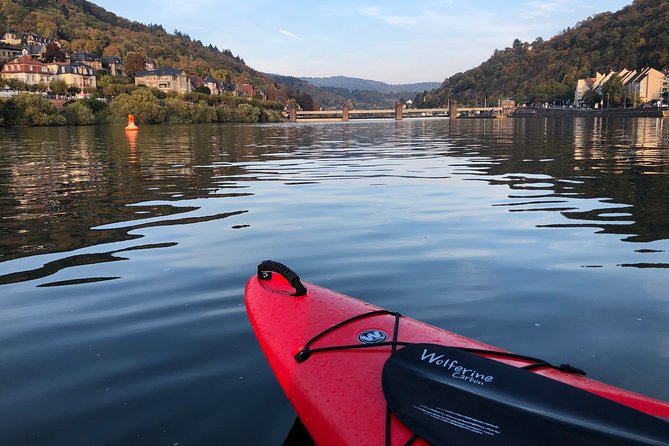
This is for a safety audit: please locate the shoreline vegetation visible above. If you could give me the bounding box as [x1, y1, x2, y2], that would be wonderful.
[0, 80, 286, 127]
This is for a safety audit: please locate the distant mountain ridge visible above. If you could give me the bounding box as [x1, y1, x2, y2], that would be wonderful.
[267, 73, 433, 109]
[300, 76, 441, 94]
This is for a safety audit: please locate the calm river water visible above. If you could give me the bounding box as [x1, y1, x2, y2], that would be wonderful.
[1, 117, 669, 444]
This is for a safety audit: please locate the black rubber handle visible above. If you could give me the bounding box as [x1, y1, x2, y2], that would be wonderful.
[257, 260, 307, 296]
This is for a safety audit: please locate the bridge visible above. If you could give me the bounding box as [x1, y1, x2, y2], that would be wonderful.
[287, 102, 513, 122]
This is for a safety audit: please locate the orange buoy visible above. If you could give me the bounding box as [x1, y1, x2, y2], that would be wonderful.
[125, 114, 139, 131]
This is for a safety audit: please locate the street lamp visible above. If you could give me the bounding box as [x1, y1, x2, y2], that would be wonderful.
[623, 89, 627, 109]
[607, 93, 610, 109]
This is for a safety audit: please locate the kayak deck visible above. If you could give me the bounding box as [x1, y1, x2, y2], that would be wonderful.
[246, 269, 669, 445]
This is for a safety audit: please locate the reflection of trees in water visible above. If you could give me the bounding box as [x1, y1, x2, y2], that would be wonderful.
[0, 125, 265, 264]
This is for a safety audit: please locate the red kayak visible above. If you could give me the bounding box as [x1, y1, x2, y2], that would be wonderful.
[246, 261, 669, 445]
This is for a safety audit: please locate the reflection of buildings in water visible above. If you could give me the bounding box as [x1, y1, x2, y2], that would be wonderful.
[574, 118, 669, 173]
[629, 117, 663, 149]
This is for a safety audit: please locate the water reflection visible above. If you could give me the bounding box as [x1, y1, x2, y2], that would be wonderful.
[1, 119, 669, 274]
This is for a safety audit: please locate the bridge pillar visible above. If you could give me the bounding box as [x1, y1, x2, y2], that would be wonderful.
[288, 104, 297, 122]
[449, 100, 458, 119]
[342, 103, 349, 122]
[394, 102, 403, 120]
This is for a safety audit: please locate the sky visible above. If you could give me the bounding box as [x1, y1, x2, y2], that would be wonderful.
[91, 0, 632, 84]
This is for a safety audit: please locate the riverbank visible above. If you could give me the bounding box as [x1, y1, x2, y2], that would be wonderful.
[512, 107, 668, 118]
[0, 89, 286, 127]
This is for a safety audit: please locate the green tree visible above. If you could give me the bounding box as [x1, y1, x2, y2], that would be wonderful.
[12, 92, 66, 126]
[163, 97, 192, 124]
[190, 101, 216, 123]
[236, 103, 261, 123]
[194, 85, 211, 95]
[581, 89, 601, 108]
[64, 101, 96, 125]
[49, 79, 68, 97]
[601, 73, 623, 108]
[109, 88, 164, 124]
[67, 86, 81, 97]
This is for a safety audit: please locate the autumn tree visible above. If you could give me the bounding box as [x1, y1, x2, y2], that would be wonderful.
[124, 53, 146, 77]
[41, 43, 66, 63]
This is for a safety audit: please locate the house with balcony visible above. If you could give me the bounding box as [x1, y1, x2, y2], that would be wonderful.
[135, 67, 191, 94]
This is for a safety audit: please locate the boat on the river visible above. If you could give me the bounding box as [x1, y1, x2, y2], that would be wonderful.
[245, 260, 669, 445]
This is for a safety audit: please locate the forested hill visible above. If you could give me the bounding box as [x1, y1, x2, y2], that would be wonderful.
[0, 0, 278, 90]
[417, 0, 669, 107]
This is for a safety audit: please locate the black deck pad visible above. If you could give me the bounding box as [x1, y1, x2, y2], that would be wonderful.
[382, 344, 669, 446]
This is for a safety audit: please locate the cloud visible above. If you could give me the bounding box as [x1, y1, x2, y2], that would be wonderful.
[359, 6, 420, 27]
[521, 0, 575, 19]
[278, 29, 300, 39]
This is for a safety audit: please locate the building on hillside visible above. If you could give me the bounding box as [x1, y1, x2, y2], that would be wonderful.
[220, 81, 235, 93]
[102, 56, 124, 76]
[2, 29, 57, 46]
[236, 83, 253, 97]
[72, 52, 102, 71]
[0, 43, 20, 61]
[135, 67, 191, 94]
[2, 28, 20, 45]
[205, 76, 220, 95]
[190, 75, 204, 90]
[47, 61, 97, 90]
[1, 53, 54, 85]
[22, 32, 57, 47]
[1, 53, 96, 91]
[575, 68, 668, 106]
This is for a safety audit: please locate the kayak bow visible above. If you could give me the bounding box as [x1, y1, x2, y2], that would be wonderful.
[246, 261, 669, 445]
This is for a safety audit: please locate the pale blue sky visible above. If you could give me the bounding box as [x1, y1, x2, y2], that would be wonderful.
[92, 0, 631, 84]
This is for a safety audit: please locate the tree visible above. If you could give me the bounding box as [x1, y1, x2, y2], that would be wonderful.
[601, 73, 623, 108]
[64, 101, 96, 125]
[49, 79, 68, 97]
[109, 88, 164, 124]
[194, 85, 211, 95]
[67, 86, 82, 97]
[41, 43, 66, 63]
[12, 93, 66, 126]
[124, 53, 146, 77]
[297, 92, 314, 111]
[581, 89, 601, 108]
